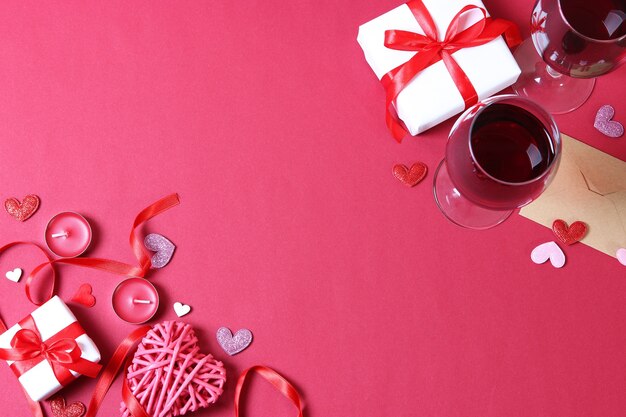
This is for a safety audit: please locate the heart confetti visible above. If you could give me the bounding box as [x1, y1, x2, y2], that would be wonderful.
[617, 248, 626, 266]
[144, 233, 176, 269]
[173, 302, 191, 317]
[121, 321, 226, 417]
[216, 327, 253, 356]
[5, 268, 22, 283]
[4, 194, 40, 222]
[531, 241, 566, 268]
[71, 283, 96, 308]
[49, 396, 86, 417]
[552, 219, 588, 245]
[393, 163, 428, 187]
[594, 105, 624, 138]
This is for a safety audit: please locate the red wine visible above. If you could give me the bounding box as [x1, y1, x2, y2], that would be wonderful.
[470, 103, 555, 183]
[532, 0, 626, 77]
[561, 0, 626, 40]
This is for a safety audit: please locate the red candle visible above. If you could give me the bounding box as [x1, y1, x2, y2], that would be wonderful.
[45, 212, 92, 258]
[112, 278, 159, 324]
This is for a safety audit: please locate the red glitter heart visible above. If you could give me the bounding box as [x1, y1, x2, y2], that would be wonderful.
[71, 283, 96, 308]
[49, 396, 86, 417]
[4, 194, 40, 222]
[393, 163, 428, 187]
[552, 219, 588, 245]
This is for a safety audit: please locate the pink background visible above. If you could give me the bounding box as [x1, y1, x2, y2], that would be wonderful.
[0, 1, 625, 416]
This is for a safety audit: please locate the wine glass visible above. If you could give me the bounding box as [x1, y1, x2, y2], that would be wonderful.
[512, 0, 626, 114]
[433, 95, 561, 229]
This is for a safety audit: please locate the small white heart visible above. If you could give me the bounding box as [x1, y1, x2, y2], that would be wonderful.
[617, 248, 626, 266]
[5, 268, 22, 283]
[173, 302, 191, 317]
[531, 241, 566, 268]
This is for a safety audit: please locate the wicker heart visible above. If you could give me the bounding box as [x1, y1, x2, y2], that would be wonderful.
[49, 396, 86, 417]
[121, 321, 226, 417]
[4, 194, 40, 222]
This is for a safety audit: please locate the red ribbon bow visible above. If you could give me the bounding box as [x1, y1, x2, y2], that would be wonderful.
[380, 0, 521, 141]
[0, 322, 102, 383]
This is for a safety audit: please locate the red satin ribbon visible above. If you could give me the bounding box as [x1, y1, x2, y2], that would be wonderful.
[0, 193, 179, 306]
[381, 0, 521, 141]
[235, 366, 304, 417]
[85, 325, 150, 417]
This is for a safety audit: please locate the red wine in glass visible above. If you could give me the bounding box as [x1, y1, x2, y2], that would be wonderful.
[513, 0, 626, 114]
[532, 0, 626, 77]
[434, 95, 560, 229]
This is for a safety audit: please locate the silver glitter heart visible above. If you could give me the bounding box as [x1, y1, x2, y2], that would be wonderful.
[144, 233, 176, 269]
[216, 327, 253, 356]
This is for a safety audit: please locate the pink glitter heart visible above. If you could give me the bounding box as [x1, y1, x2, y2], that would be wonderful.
[216, 327, 253, 356]
[594, 105, 624, 138]
[144, 233, 175, 268]
[121, 321, 226, 417]
[617, 248, 626, 266]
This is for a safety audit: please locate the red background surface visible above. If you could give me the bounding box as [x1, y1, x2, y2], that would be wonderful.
[0, 1, 625, 416]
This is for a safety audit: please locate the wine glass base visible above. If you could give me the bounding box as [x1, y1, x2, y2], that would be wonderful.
[433, 160, 513, 230]
[511, 38, 595, 114]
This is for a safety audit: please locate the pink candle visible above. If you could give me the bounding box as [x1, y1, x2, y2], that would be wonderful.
[112, 278, 159, 324]
[45, 212, 92, 258]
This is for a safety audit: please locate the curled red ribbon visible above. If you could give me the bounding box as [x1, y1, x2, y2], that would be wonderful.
[235, 366, 304, 417]
[381, 0, 521, 141]
[0, 194, 180, 305]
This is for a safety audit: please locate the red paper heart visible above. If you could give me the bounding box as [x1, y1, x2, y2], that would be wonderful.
[49, 396, 86, 417]
[393, 163, 428, 187]
[4, 194, 40, 222]
[552, 219, 588, 245]
[122, 321, 226, 417]
[71, 283, 96, 308]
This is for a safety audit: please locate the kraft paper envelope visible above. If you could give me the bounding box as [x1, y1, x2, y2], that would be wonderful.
[519, 134, 626, 258]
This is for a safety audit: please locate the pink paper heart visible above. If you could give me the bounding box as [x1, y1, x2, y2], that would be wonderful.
[216, 327, 253, 356]
[594, 105, 624, 138]
[617, 248, 626, 266]
[122, 321, 226, 417]
[531, 241, 566, 268]
[144, 233, 175, 268]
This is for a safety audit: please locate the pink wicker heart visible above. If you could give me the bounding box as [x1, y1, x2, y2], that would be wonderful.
[121, 321, 226, 417]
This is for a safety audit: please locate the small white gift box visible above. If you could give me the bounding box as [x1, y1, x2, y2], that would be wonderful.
[0, 296, 101, 401]
[357, 0, 521, 137]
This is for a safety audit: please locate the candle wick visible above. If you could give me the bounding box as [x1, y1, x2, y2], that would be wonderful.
[133, 299, 152, 304]
[51, 231, 69, 239]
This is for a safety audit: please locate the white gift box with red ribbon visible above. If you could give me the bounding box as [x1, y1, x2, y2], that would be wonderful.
[0, 296, 101, 401]
[357, 0, 521, 136]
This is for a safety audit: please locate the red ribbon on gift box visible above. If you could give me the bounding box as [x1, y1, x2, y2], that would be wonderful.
[381, 0, 521, 141]
[0, 314, 102, 383]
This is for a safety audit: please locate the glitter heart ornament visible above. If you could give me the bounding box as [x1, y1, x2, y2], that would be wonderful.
[144, 233, 176, 268]
[216, 327, 253, 356]
[393, 163, 428, 187]
[49, 396, 86, 417]
[121, 321, 226, 417]
[4, 194, 40, 222]
[531, 241, 566, 268]
[552, 219, 588, 245]
[594, 105, 624, 138]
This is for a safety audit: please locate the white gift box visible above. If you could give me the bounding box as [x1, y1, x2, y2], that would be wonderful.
[357, 0, 521, 135]
[0, 296, 101, 401]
